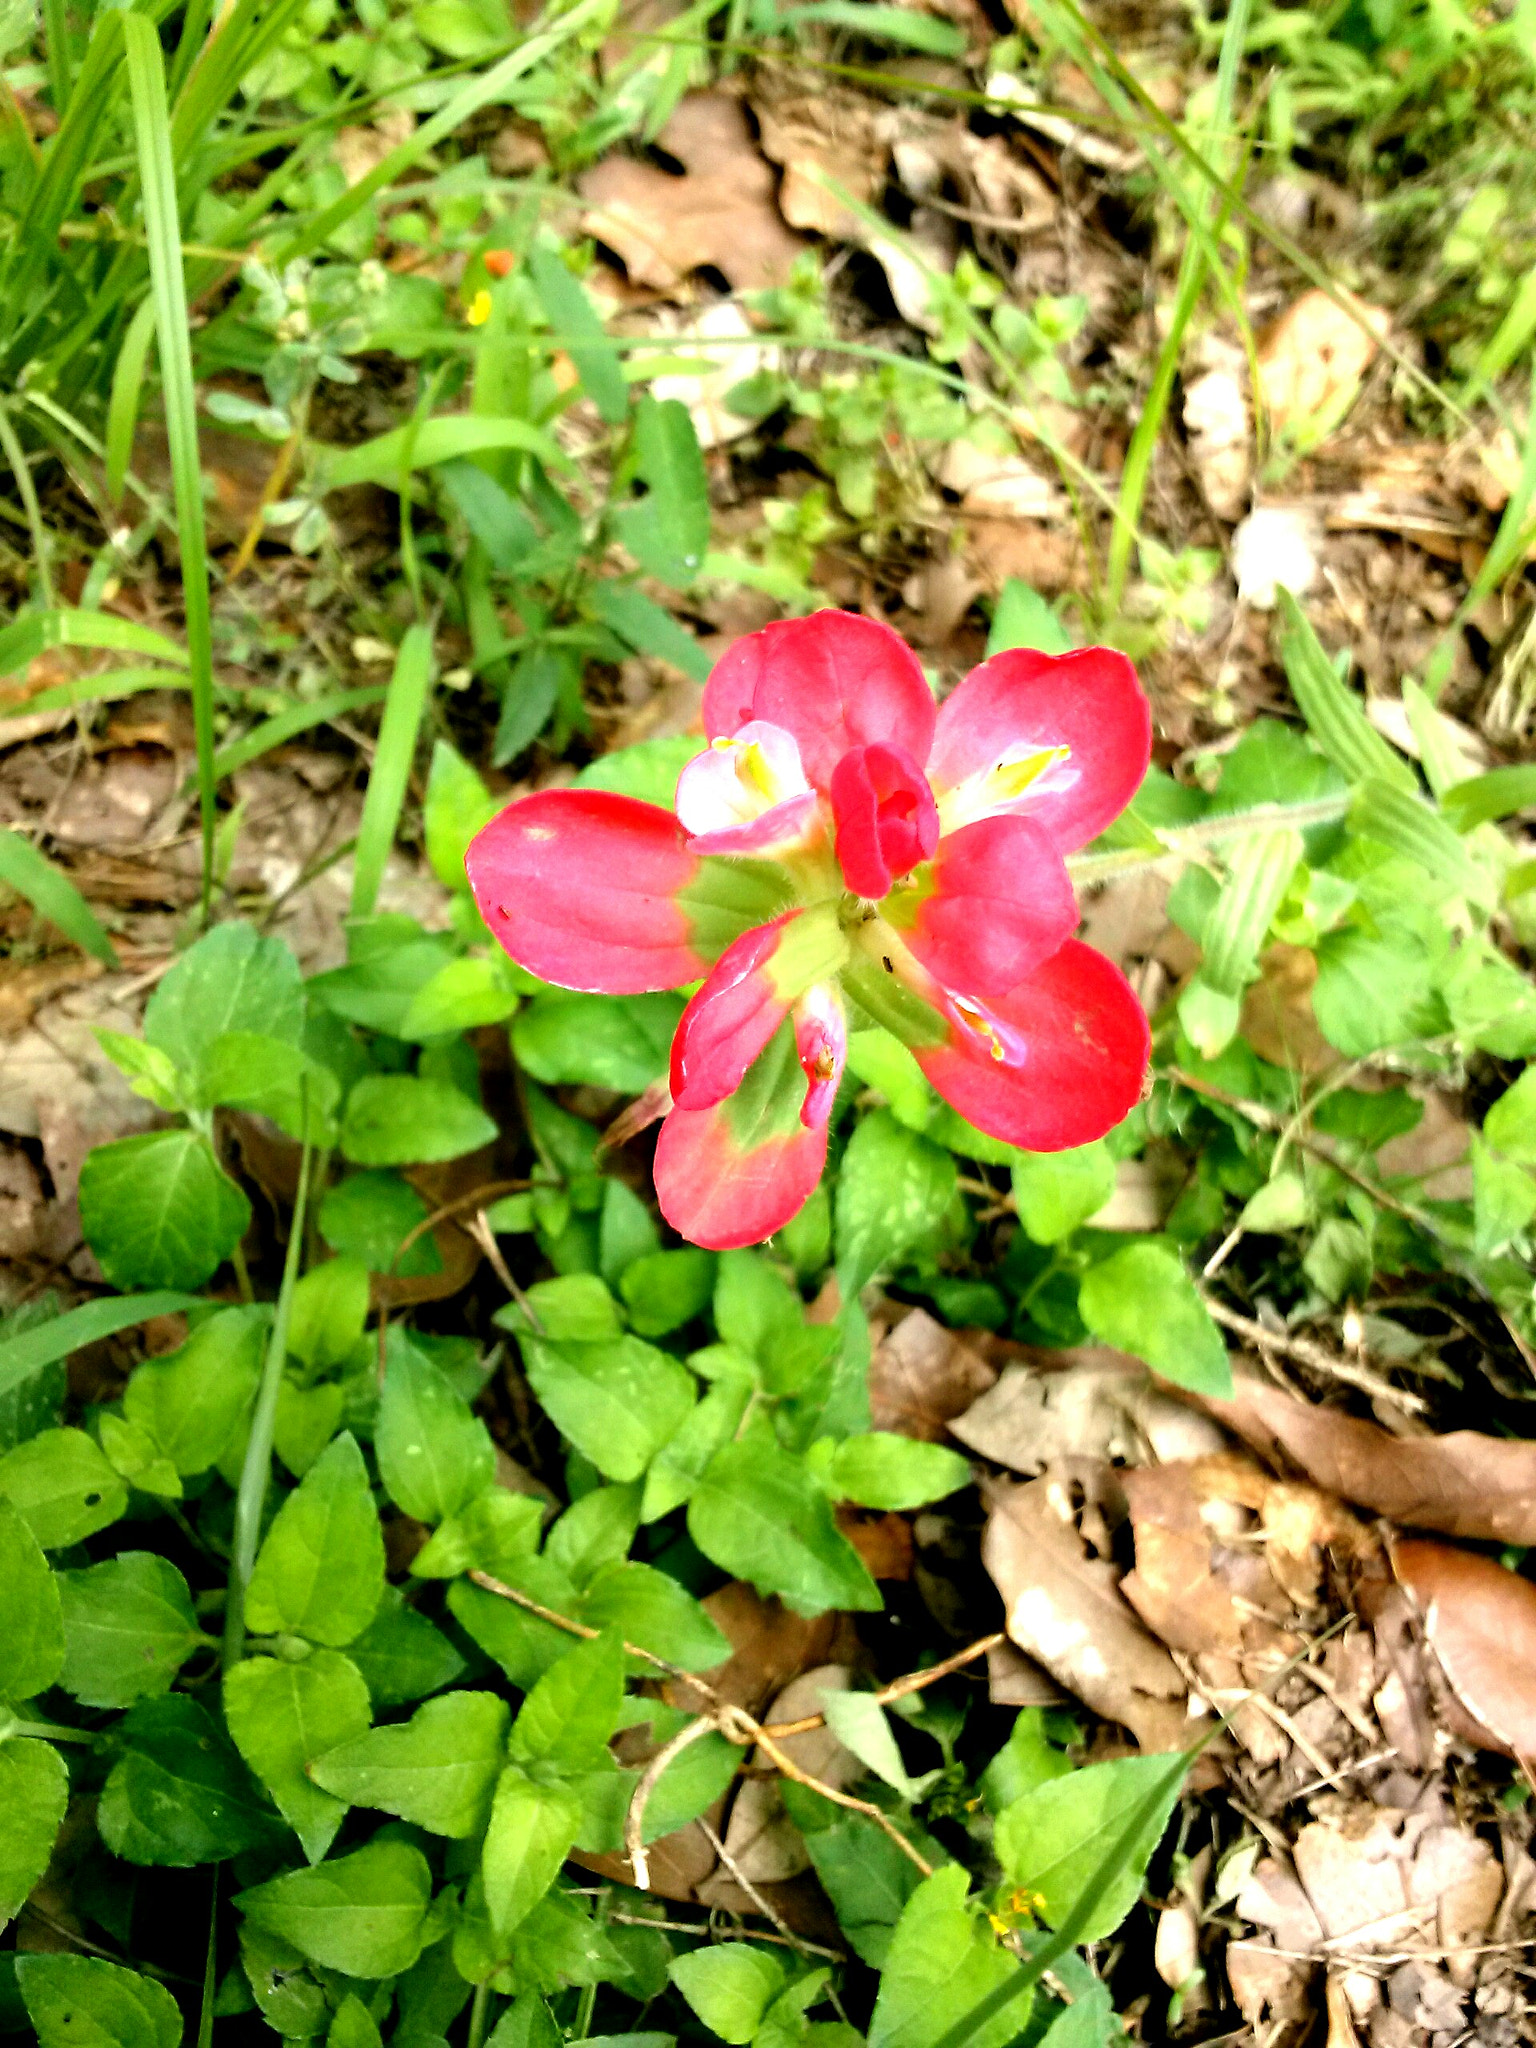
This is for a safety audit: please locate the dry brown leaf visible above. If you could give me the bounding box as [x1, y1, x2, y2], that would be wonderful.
[1239, 942, 1339, 1075]
[868, 1307, 997, 1441]
[0, 955, 104, 1036]
[1208, 1371, 1536, 1545]
[936, 439, 1065, 519]
[1182, 337, 1251, 521]
[577, 94, 805, 293]
[334, 107, 414, 188]
[1257, 289, 1390, 438]
[952, 1351, 1226, 1475]
[751, 79, 886, 237]
[1390, 1537, 1536, 1759]
[1154, 1898, 1201, 1991]
[963, 517, 1086, 595]
[836, 1505, 914, 1582]
[981, 1474, 1192, 1751]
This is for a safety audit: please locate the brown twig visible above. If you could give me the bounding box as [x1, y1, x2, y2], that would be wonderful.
[626, 1714, 719, 1888]
[469, 1570, 938, 1881]
[697, 1816, 829, 1958]
[464, 1210, 543, 1333]
[387, 1177, 530, 1274]
[605, 1912, 844, 1962]
[1200, 1296, 1428, 1414]
[763, 1631, 1006, 1738]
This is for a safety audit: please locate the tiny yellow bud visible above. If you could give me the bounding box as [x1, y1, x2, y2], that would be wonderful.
[466, 289, 493, 327]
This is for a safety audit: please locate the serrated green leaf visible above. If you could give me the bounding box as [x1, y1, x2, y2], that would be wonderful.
[310, 1689, 508, 1837]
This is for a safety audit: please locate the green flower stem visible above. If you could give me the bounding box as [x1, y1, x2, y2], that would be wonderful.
[1066, 792, 1352, 887]
[221, 1132, 313, 1671]
[0, 1716, 97, 1745]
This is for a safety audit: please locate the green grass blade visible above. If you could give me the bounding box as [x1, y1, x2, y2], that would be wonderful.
[0, 403, 56, 607]
[0, 1290, 202, 1407]
[41, 0, 72, 119]
[351, 625, 435, 919]
[0, 607, 189, 678]
[273, 0, 609, 262]
[105, 296, 159, 503]
[0, 828, 117, 964]
[1443, 764, 1536, 832]
[198, 684, 389, 789]
[124, 13, 218, 923]
[7, 667, 189, 718]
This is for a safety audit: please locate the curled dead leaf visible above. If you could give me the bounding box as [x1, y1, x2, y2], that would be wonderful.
[1390, 1536, 1536, 1759]
[869, 1307, 997, 1441]
[1208, 1372, 1536, 1546]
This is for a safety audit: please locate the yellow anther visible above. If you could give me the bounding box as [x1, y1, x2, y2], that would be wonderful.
[954, 995, 1007, 1062]
[737, 741, 777, 800]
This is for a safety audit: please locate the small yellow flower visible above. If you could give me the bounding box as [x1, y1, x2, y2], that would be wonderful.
[466, 289, 492, 327]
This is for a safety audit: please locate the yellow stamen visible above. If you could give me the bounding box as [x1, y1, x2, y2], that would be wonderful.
[954, 995, 1007, 1062]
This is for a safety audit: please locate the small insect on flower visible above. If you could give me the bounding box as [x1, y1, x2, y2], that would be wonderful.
[467, 612, 1152, 1249]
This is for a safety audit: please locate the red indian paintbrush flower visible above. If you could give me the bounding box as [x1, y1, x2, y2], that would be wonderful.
[467, 611, 1151, 1250]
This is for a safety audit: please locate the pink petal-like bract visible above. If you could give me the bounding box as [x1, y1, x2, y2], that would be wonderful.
[896, 813, 1078, 997]
[793, 982, 847, 1129]
[466, 789, 706, 993]
[914, 939, 1149, 1150]
[830, 742, 940, 899]
[670, 914, 798, 1112]
[654, 1023, 828, 1249]
[927, 645, 1151, 852]
[702, 611, 936, 792]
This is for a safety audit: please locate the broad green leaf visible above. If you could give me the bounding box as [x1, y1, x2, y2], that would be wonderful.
[0, 829, 117, 966]
[423, 740, 498, 891]
[287, 1259, 370, 1374]
[618, 395, 710, 587]
[868, 1865, 1027, 2048]
[1276, 591, 1416, 792]
[619, 1248, 716, 1336]
[58, 1553, 203, 1709]
[319, 1171, 442, 1279]
[376, 1330, 496, 1524]
[400, 956, 520, 1039]
[586, 580, 712, 683]
[544, 1485, 642, 1590]
[16, 1956, 183, 2048]
[0, 1496, 64, 1702]
[274, 1380, 346, 1479]
[1485, 1067, 1536, 1164]
[223, 1651, 373, 1864]
[1078, 1242, 1231, 1396]
[993, 1754, 1182, 1943]
[78, 1130, 251, 1290]
[821, 1690, 937, 1801]
[1472, 1136, 1536, 1254]
[1312, 928, 1439, 1057]
[346, 1584, 467, 1708]
[235, 1839, 433, 1978]
[0, 1739, 68, 1933]
[329, 1993, 384, 2048]
[1010, 1143, 1115, 1245]
[513, 991, 682, 1092]
[198, 1031, 341, 1141]
[714, 1249, 802, 1356]
[527, 245, 628, 426]
[783, 1790, 929, 1965]
[1442, 762, 1536, 831]
[310, 931, 458, 1035]
[987, 577, 1073, 656]
[97, 1414, 180, 1499]
[1441, 940, 1536, 1057]
[816, 1433, 971, 1512]
[669, 1947, 785, 2044]
[447, 1562, 583, 1691]
[688, 1435, 881, 1617]
[641, 1368, 754, 1521]
[126, 1306, 257, 1481]
[845, 1028, 935, 1131]
[310, 1689, 509, 1837]
[0, 1427, 127, 1548]
[98, 1696, 281, 1867]
[95, 1028, 181, 1110]
[521, 1334, 695, 1483]
[510, 1628, 625, 1772]
[245, 1432, 384, 1647]
[238, 1922, 330, 2038]
[341, 1074, 498, 1166]
[143, 921, 303, 1079]
[481, 1766, 584, 1935]
[837, 1112, 957, 1295]
[508, 1274, 623, 1342]
[410, 1486, 545, 1579]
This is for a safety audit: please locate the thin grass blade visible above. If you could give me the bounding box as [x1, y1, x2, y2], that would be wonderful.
[124, 13, 218, 920]
[0, 828, 118, 965]
[351, 625, 435, 919]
